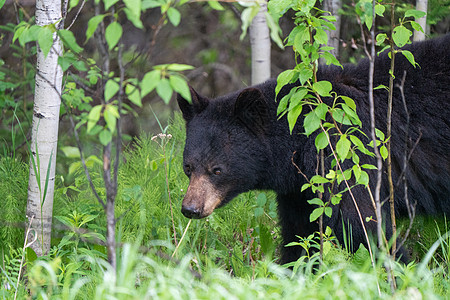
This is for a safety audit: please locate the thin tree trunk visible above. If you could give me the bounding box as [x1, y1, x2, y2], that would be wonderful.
[413, 0, 428, 41]
[322, 0, 342, 59]
[26, 0, 63, 256]
[249, 0, 270, 85]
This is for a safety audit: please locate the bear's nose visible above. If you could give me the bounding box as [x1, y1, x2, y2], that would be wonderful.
[181, 204, 202, 219]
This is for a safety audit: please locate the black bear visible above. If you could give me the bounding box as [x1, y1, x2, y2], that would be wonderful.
[177, 34, 450, 264]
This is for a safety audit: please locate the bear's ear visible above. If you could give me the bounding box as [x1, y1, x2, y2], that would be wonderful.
[234, 87, 270, 134]
[177, 86, 209, 122]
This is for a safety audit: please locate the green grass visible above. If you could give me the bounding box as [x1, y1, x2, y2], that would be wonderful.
[1, 113, 449, 299]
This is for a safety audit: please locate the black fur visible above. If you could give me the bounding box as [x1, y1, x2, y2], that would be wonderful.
[177, 34, 450, 264]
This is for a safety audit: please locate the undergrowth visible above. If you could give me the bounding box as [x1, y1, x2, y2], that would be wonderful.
[0, 113, 449, 299]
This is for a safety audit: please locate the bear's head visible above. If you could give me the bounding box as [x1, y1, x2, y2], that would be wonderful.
[177, 87, 272, 219]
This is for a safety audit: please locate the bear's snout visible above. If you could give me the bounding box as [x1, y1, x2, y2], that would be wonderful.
[181, 204, 203, 219]
[181, 174, 223, 219]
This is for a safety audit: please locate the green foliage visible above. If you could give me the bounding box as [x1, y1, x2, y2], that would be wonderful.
[0, 157, 28, 250]
[4, 234, 450, 298]
[269, 0, 383, 229]
[0, 114, 449, 298]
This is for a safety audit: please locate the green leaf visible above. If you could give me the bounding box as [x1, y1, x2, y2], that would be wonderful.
[332, 108, 351, 125]
[324, 207, 332, 218]
[208, 1, 224, 10]
[380, 145, 388, 160]
[301, 183, 311, 192]
[13, 22, 27, 44]
[312, 81, 332, 97]
[265, 11, 284, 49]
[287, 103, 302, 134]
[298, 67, 313, 85]
[341, 103, 361, 126]
[336, 134, 351, 161]
[85, 15, 105, 43]
[59, 29, 83, 53]
[123, 0, 141, 21]
[142, 0, 162, 9]
[310, 175, 329, 184]
[256, 193, 267, 206]
[104, 79, 120, 102]
[104, 0, 119, 10]
[303, 111, 321, 136]
[289, 88, 308, 108]
[310, 207, 324, 222]
[105, 22, 122, 50]
[165, 64, 194, 71]
[405, 9, 426, 19]
[352, 164, 361, 181]
[361, 164, 377, 170]
[320, 51, 342, 67]
[375, 4, 385, 17]
[340, 96, 355, 112]
[104, 105, 119, 132]
[307, 198, 324, 206]
[37, 27, 53, 58]
[393, 25, 412, 48]
[61, 146, 80, 158]
[169, 75, 191, 102]
[277, 94, 290, 116]
[240, 6, 259, 40]
[123, 8, 144, 29]
[126, 83, 142, 107]
[267, 0, 293, 23]
[141, 70, 161, 97]
[19, 25, 40, 46]
[254, 207, 264, 218]
[410, 21, 424, 34]
[349, 136, 372, 157]
[352, 151, 360, 164]
[314, 28, 328, 45]
[359, 170, 369, 186]
[326, 170, 335, 179]
[149, 160, 158, 171]
[312, 185, 324, 194]
[376, 33, 387, 46]
[315, 131, 328, 151]
[401, 50, 418, 67]
[276, 69, 294, 95]
[375, 128, 385, 141]
[87, 105, 102, 132]
[167, 7, 181, 26]
[0, 0, 6, 9]
[315, 103, 328, 120]
[99, 129, 112, 146]
[331, 194, 342, 205]
[156, 78, 173, 104]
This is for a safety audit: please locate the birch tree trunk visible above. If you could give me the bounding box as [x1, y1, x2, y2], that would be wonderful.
[249, 0, 270, 85]
[413, 0, 428, 41]
[26, 0, 63, 256]
[322, 0, 341, 60]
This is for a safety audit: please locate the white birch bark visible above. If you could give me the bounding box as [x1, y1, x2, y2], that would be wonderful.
[322, 0, 341, 59]
[413, 0, 428, 41]
[249, 0, 270, 85]
[26, 0, 63, 256]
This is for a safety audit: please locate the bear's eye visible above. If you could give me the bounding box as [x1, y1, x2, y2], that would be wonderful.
[184, 164, 192, 177]
[212, 168, 222, 176]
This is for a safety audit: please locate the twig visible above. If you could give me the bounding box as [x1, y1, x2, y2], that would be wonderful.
[394, 71, 417, 254]
[14, 215, 37, 300]
[172, 219, 192, 258]
[366, 0, 382, 292]
[66, 0, 87, 30]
